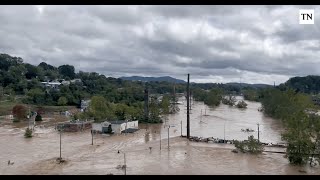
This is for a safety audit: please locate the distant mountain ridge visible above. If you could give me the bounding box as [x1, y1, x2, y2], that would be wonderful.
[226, 82, 273, 88]
[120, 76, 186, 83]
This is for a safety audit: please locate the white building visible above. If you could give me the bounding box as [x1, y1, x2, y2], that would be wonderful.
[41, 81, 61, 89]
[92, 121, 112, 134]
[81, 100, 91, 112]
[70, 79, 82, 83]
[109, 120, 139, 134]
[93, 120, 139, 134]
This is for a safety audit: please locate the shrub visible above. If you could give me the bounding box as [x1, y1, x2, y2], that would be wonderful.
[35, 114, 42, 121]
[24, 128, 33, 138]
[234, 135, 264, 154]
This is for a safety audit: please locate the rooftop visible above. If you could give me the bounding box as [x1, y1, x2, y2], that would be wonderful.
[109, 120, 126, 124]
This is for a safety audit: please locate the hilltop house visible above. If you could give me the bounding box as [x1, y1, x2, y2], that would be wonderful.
[81, 100, 91, 112]
[41, 81, 61, 90]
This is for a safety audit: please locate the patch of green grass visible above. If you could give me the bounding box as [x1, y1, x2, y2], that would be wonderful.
[0, 101, 17, 116]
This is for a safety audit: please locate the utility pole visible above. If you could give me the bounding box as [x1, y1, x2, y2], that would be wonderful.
[180, 121, 182, 137]
[224, 123, 226, 142]
[60, 129, 62, 159]
[257, 123, 260, 143]
[168, 125, 170, 149]
[91, 129, 93, 145]
[118, 150, 126, 175]
[160, 132, 161, 150]
[124, 153, 126, 175]
[187, 74, 190, 139]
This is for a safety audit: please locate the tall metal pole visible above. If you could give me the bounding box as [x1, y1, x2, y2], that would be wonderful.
[168, 126, 170, 149]
[187, 74, 190, 139]
[180, 121, 182, 137]
[160, 132, 161, 150]
[257, 123, 260, 143]
[60, 130, 62, 159]
[124, 153, 126, 175]
[224, 123, 225, 142]
[91, 130, 93, 145]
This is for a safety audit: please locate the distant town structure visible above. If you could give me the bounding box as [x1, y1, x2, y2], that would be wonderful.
[41, 79, 83, 90]
[41, 81, 61, 89]
[92, 120, 139, 134]
[92, 121, 112, 134]
[81, 100, 91, 112]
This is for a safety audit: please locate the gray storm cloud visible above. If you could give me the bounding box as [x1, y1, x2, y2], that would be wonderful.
[0, 5, 320, 85]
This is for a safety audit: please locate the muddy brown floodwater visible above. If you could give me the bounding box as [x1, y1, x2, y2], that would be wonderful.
[0, 97, 319, 175]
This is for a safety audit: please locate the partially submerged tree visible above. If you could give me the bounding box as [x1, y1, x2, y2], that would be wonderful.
[234, 135, 264, 154]
[236, 100, 248, 109]
[222, 95, 236, 106]
[148, 96, 162, 123]
[24, 128, 33, 138]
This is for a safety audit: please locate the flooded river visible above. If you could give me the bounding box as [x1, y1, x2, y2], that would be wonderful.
[0, 97, 319, 174]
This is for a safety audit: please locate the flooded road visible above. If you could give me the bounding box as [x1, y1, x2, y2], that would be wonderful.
[0, 97, 319, 174]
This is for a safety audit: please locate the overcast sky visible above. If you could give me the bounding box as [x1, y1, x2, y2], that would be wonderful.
[1, 5, 320, 84]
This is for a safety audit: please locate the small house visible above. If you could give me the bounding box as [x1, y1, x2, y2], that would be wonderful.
[81, 100, 91, 112]
[92, 121, 112, 134]
[109, 120, 139, 134]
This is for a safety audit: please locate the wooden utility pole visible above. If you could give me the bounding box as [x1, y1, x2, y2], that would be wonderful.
[168, 126, 170, 149]
[224, 123, 226, 142]
[60, 130, 62, 159]
[180, 121, 182, 137]
[124, 153, 126, 175]
[187, 74, 190, 139]
[160, 132, 161, 150]
[257, 123, 260, 143]
[91, 130, 93, 145]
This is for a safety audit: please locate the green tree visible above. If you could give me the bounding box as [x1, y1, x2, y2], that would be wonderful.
[160, 95, 170, 114]
[148, 96, 162, 123]
[282, 112, 314, 165]
[58, 65, 75, 79]
[88, 96, 110, 122]
[114, 103, 128, 120]
[236, 100, 248, 108]
[0, 86, 3, 100]
[57, 97, 68, 106]
[222, 95, 236, 106]
[26, 88, 46, 104]
[234, 135, 264, 154]
[24, 128, 33, 138]
[204, 88, 223, 107]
